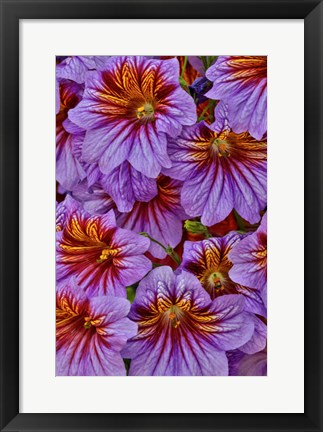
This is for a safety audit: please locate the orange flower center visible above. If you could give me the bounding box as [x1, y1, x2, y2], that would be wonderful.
[97, 247, 119, 263]
[83, 317, 106, 335]
[207, 271, 224, 290]
[136, 102, 155, 121]
[254, 248, 267, 259]
[166, 305, 182, 329]
[213, 138, 231, 157]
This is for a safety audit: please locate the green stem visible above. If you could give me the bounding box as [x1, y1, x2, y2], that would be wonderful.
[181, 56, 188, 79]
[197, 103, 210, 121]
[139, 232, 181, 266]
[166, 247, 181, 266]
[198, 99, 216, 123]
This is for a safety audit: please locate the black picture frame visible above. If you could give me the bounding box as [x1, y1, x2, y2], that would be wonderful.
[0, 1, 322, 431]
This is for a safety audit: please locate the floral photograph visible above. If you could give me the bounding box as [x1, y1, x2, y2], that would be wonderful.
[56, 55, 267, 376]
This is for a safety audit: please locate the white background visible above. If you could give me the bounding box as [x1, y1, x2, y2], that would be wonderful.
[20, 20, 304, 413]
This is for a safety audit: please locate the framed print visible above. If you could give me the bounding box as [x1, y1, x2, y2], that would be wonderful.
[0, 0, 322, 431]
[55, 54, 268, 378]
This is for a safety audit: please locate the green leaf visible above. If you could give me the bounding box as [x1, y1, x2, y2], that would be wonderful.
[184, 219, 211, 238]
[126, 285, 137, 303]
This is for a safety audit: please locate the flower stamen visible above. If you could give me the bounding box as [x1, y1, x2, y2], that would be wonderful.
[213, 139, 231, 157]
[208, 271, 223, 290]
[84, 317, 102, 329]
[166, 305, 182, 329]
[97, 247, 119, 263]
[253, 248, 267, 259]
[136, 102, 155, 121]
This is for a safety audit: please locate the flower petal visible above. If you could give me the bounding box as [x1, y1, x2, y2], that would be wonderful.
[123, 267, 254, 375]
[101, 162, 158, 212]
[56, 279, 136, 375]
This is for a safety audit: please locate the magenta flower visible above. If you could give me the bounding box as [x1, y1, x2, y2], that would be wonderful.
[56, 278, 137, 375]
[116, 175, 187, 259]
[68, 56, 197, 178]
[229, 212, 267, 293]
[206, 56, 267, 140]
[165, 122, 267, 226]
[122, 266, 254, 376]
[56, 56, 111, 84]
[56, 79, 87, 190]
[180, 233, 266, 316]
[56, 197, 152, 297]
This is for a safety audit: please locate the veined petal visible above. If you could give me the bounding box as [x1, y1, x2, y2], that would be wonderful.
[56, 197, 151, 296]
[208, 295, 254, 351]
[100, 162, 158, 212]
[116, 175, 187, 259]
[128, 124, 170, 178]
[56, 278, 137, 376]
[123, 267, 254, 376]
[205, 56, 267, 139]
[70, 181, 115, 215]
[68, 56, 196, 176]
[56, 56, 111, 84]
[56, 79, 85, 190]
[229, 213, 267, 291]
[181, 233, 266, 317]
[210, 101, 230, 133]
[166, 122, 266, 225]
[228, 348, 267, 376]
[239, 315, 267, 354]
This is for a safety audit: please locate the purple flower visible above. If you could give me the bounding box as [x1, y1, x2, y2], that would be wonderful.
[116, 175, 187, 259]
[210, 100, 230, 133]
[188, 56, 218, 75]
[188, 56, 205, 75]
[229, 213, 267, 292]
[228, 348, 267, 376]
[71, 133, 158, 212]
[70, 181, 115, 215]
[70, 159, 158, 214]
[238, 314, 267, 354]
[56, 197, 152, 297]
[189, 76, 213, 104]
[56, 56, 111, 84]
[68, 56, 197, 178]
[56, 79, 60, 114]
[122, 266, 254, 376]
[56, 200, 68, 232]
[56, 278, 137, 375]
[180, 233, 266, 316]
[165, 122, 267, 226]
[206, 56, 267, 140]
[100, 162, 158, 213]
[56, 79, 87, 190]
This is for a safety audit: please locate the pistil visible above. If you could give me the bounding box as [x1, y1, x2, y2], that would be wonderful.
[97, 247, 118, 263]
[212, 138, 231, 157]
[136, 102, 155, 120]
[167, 305, 182, 329]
